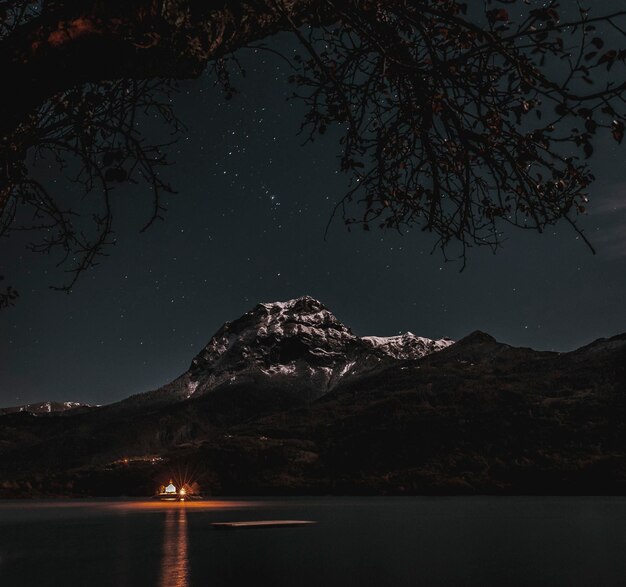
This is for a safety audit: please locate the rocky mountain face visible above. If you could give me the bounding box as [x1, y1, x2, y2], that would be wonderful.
[0, 299, 625, 497]
[132, 296, 453, 405]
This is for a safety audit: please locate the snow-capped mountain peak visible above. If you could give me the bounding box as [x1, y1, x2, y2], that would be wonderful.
[0, 401, 94, 416]
[190, 296, 351, 370]
[149, 296, 453, 403]
[362, 332, 453, 359]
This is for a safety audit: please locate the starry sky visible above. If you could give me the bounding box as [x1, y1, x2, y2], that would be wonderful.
[1, 22, 626, 407]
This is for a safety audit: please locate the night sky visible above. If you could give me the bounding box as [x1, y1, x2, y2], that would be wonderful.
[1, 27, 626, 408]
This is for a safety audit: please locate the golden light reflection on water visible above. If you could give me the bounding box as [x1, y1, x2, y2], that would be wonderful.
[0, 499, 262, 512]
[159, 508, 189, 587]
[108, 499, 262, 512]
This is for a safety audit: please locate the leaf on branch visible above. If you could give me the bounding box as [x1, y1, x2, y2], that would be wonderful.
[612, 121, 625, 144]
[591, 37, 605, 49]
[487, 9, 509, 23]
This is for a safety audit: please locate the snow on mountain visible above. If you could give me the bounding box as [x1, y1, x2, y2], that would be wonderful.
[362, 332, 452, 359]
[149, 296, 453, 403]
[0, 401, 94, 416]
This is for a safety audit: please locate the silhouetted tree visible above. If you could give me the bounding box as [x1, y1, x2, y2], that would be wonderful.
[1, 0, 626, 297]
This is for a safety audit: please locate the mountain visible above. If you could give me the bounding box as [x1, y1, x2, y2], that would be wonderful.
[127, 296, 453, 406]
[0, 298, 624, 497]
[0, 401, 94, 416]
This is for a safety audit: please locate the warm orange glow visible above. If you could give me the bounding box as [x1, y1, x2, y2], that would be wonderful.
[47, 18, 97, 48]
[0, 499, 264, 514]
[107, 499, 262, 511]
[159, 508, 189, 587]
[166, 465, 203, 498]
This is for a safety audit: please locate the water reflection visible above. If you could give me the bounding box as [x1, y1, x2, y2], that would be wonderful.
[159, 507, 189, 587]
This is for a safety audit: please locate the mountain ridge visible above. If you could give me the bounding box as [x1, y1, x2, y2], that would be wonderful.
[0, 297, 624, 497]
[0, 401, 95, 416]
[120, 295, 453, 408]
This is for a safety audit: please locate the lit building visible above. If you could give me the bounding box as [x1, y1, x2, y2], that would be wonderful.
[154, 479, 198, 501]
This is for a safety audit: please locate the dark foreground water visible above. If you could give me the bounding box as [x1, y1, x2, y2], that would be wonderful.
[0, 497, 625, 586]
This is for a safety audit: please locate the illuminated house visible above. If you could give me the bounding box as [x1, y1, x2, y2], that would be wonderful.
[156, 480, 186, 501]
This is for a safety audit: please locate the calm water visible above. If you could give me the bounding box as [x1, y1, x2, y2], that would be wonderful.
[0, 497, 625, 586]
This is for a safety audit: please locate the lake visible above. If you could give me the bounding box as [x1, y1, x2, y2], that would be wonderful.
[0, 497, 625, 586]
